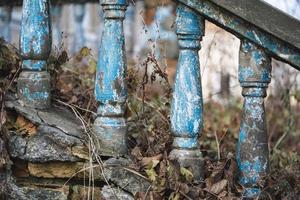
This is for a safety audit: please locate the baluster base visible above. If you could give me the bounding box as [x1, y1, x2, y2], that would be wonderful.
[93, 116, 128, 157]
[242, 187, 261, 199]
[169, 149, 204, 182]
[17, 71, 51, 109]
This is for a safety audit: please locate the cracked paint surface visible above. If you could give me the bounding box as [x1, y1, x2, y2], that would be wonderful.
[20, 0, 51, 60]
[93, 0, 128, 156]
[237, 40, 271, 198]
[17, 0, 51, 109]
[168, 4, 206, 182]
[171, 4, 204, 150]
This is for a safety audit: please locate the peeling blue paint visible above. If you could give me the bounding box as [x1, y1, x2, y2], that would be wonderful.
[238, 66, 254, 82]
[20, 88, 49, 101]
[239, 128, 247, 143]
[171, 5, 204, 150]
[17, 0, 51, 109]
[243, 188, 261, 199]
[93, 0, 128, 156]
[168, 4, 205, 182]
[20, 0, 52, 60]
[176, 0, 300, 70]
[239, 40, 271, 86]
[173, 137, 199, 149]
[95, 19, 127, 102]
[23, 60, 47, 71]
[237, 40, 271, 198]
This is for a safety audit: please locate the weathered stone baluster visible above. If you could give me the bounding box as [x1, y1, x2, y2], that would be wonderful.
[18, 0, 52, 109]
[169, 4, 205, 182]
[73, 4, 85, 52]
[124, 2, 134, 55]
[237, 40, 271, 198]
[132, 0, 144, 60]
[0, 6, 12, 42]
[94, 0, 128, 156]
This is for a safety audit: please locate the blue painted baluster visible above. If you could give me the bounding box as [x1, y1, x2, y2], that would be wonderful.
[0, 6, 12, 42]
[237, 40, 271, 198]
[52, 6, 62, 48]
[124, 2, 134, 55]
[94, 0, 128, 156]
[17, 0, 52, 109]
[73, 4, 85, 53]
[169, 4, 205, 182]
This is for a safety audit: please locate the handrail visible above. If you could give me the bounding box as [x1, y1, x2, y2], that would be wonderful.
[2, 0, 300, 199]
[175, 0, 300, 70]
[171, 0, 300, 198]
[0, 0, 98, 6]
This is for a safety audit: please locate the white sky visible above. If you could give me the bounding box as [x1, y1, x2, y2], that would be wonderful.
[262, 0, 300, 20]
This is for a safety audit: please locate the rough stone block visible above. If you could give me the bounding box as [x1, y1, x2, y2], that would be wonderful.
[22, 187, 69, 200]
[104, 158, 151, 195]
[69, 185, 102, 200]
[101, 185, 134, 200]
[5, 95, 88, 162]
[28, 162, 103, 180]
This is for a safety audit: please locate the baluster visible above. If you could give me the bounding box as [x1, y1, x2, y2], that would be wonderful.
[94, 0, 128, 156]
[98, 5, 104, 41]
[73, 4, 85, 53]
[52, 6, 62, 48]
[18, 0, 52, 109]
[237, 40, 271, 198]
[0, 6, 12, 42]
[169, 4, 205, 182]
[124, 2, 134, 55]
[132, 0, 144, 60]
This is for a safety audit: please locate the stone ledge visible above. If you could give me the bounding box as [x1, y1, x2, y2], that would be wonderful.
[28, 162, 103, 180]
[5, 94, 89, 162]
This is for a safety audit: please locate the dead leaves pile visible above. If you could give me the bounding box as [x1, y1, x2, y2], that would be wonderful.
[1, 46, 299, 199]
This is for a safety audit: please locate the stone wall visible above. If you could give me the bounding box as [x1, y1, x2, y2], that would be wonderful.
[0, 94, 150, 199]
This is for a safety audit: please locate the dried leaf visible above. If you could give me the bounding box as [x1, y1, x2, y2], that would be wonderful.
[146, 168, 158, 182]
[208, 179, 228, 195]
[141, 154, 162, 167]
[87, 58, 97, 74]
[15, 115, 37, 136]
[168, 192, 180, 200]
[146, 159, 160, 170]
[79, 47, 91, 57]
[180, 167, 194, 182]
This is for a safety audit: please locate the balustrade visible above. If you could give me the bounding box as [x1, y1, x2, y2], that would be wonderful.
[0, 6, 12, 42]
[3, 0, 299, 199]
[52, 6, 62, 48]
[73, 4, 86, 53]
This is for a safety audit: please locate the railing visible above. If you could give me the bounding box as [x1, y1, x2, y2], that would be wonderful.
[2, 0, 300, 199]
